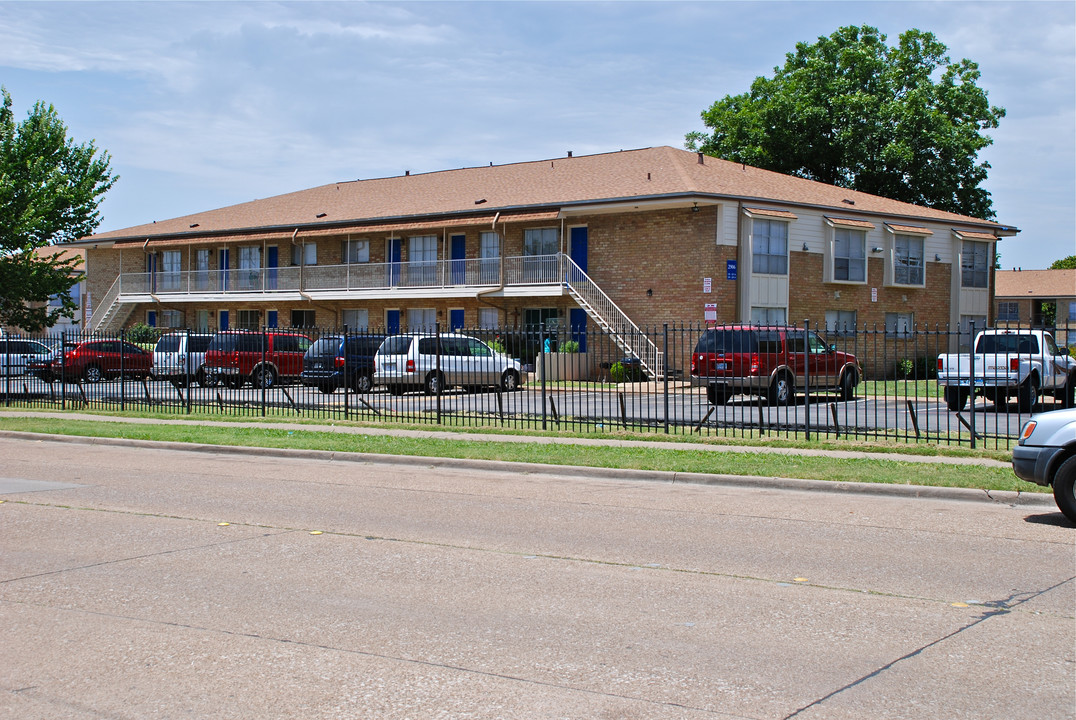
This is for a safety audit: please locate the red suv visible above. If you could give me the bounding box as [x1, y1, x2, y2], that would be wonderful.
[28, 339, 152, 384]
[690, 325, 861, 405]
[204, 331, 312, 388]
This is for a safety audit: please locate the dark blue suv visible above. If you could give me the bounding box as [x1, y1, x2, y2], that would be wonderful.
[301, 333, 386, 394]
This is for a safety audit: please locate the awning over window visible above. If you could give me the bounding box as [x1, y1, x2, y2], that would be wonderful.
[743, 207, 798, 220]
[825, 216, 876, 229]
[884, 223, 933, 236]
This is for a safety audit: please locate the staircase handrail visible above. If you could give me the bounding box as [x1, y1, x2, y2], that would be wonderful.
[560, 254, 663, 377]
[89, 275, 123, 332]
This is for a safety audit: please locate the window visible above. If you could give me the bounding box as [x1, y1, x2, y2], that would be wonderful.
[997, 301, 1019, 322]
[239, 246, 261, 290]
[523, 228, 558, 282]
[160, 309, 184, 328]
[290, 309, 316, 329]
[750, 306, 786, 325]
[292, 242, 317, 266]
[341, 309, 368, 331]
[1069, 301, 1076, 322]
[894, 235, 924, 285]
[407, 308, 437, 331]
[523, 307, 560, 330]
[825, 310, 857, 334]
[195, 249, 211, 291]
[160, 251, 182, 291]
[834, 228, 866, 282]
[195, 310, 209, 331]
[344, 239, 369, 264]
[885, 312, 914, 337]
[236, 310, 260, 330]
[480, 232, 500, 283]
[752, 220, 788, 275]
[478, 307, 500, 329]
[961, 240, 989, 288]
[408, 236, 437, 285]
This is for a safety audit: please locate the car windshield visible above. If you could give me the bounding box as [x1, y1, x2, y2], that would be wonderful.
[308, 337, 342, 356]
[379, 336, 412, 355]
[155, 336, 181, 353]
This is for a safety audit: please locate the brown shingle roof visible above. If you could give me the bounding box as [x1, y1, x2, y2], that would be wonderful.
[86, 146, 1012, 242]
[995, 269, 1076, 299]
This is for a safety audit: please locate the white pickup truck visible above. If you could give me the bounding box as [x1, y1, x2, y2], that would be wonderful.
[937, 329, 1076, 412]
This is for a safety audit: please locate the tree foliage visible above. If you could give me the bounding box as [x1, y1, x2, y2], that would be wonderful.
[686, 25, 1005, 219]
[0, 87, 116, 331]
[1048, 255, 1076, 270]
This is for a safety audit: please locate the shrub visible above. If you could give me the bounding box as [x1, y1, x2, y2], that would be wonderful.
[126, 323, 160, 344]
[609, 360, 644, 383]
[559, 340, 580, 354]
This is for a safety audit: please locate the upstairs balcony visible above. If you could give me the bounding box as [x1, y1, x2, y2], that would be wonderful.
[110, 254, 566, 302]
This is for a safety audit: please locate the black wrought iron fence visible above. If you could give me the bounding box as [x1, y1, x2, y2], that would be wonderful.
[2, 319, 1072, 449]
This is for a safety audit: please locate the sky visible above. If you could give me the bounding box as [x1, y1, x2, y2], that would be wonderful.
[2, 1, 1073, 270]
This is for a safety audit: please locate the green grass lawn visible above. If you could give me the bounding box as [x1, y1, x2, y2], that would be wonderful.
[0, 410, 1036, 494]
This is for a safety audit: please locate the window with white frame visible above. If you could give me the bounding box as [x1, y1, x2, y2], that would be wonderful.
[1069, 301, 1076, 322]
[752, 219, 788, 275]
[480, 232, 500, 283]
[834, 228, 866, 282]
[997, 301, 1019, 322]
[239, 246, 261, 290]
[408, 236, 437, 284]
[236, 310, 260, 330]
[408, 308, 437, 331]
[341, 309, 368, 331]
[885, 312, 914, 336]
[195, 310, 209, 331]
[825, 310, 857, 334]
[523, 228, 558, 256]
[344, 239, 369, 264]
[478, 307, 500, 329]
[160, 251, 182, 291]
[750, 306, 787, 325]
[291, 309, 316, 328]
[894, 234, 924, 285]
[961, 240, 989, 288]
[292, 242, 317, 266]
[160, 309, 184, 328]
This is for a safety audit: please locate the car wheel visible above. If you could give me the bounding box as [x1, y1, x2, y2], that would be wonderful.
[944, 386, 968, 412]
[201, 371, 220, 388]
[353, 374, 373, 394]
[706, 385, 730, 405]
[1017, 375, 1039, 413]
[768, 373, 795, 406]
[82, 365, 103, 383]
[252, 367, 277, 389]
[425, 371, 445, 395]
[500, 369, 520, 391]
[839, 370, 857, 401]
[1052, 456, 1076, 524]
[318, 384, 335, 395]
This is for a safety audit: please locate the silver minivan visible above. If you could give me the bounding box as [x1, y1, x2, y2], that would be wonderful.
[151, 332, 215, 386]
[374, 333, 524, 395]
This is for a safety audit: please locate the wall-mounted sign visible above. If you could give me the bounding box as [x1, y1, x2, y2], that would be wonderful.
[727, 260, 737, 280]
[871, 287, 878, 303]
[703, 277, 712, 294]
[704, 303, 717, 321]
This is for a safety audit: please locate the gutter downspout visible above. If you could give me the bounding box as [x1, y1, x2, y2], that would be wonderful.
[736, 201, 744, 323]
[289, 228, 302, 293]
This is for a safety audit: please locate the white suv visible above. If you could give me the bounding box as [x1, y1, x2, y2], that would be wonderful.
[374, 333, 524, 395]
[1013, 407, 1076, 523]
[151, 332, 215, 386]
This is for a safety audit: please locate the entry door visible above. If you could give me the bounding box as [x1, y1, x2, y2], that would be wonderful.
[387, 239, 402, 286]
[219, 310, 229, 331]
[569, 226, 588, 274]
[450, 235, 466, 284]
[266, 310, 278, 329]
[449, 308, 465, 331]
[386, 310, 400, 335]
[570, 308, 588, 352]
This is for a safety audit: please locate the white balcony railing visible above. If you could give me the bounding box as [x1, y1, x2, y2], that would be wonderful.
[111, 254, 565, 296]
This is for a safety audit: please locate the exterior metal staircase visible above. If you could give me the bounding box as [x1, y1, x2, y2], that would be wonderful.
[88, 277, 135, 333]
[561, 255, 664, 379]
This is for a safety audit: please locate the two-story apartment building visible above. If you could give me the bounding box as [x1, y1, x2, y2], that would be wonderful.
[74, 146, 1017, 376]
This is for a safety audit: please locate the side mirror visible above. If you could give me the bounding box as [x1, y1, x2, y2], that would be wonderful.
[828, 344, 836, 353]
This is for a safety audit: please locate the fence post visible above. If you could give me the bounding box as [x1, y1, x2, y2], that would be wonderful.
[343, 326, 350, 421]
[803, 320, 810, 442]
[540, 322, 547, 431]
[435, 321, 442, 426]
[968, 321, 976, 449]
[662, 324, 669, 434]
[120, 327, 127, 412]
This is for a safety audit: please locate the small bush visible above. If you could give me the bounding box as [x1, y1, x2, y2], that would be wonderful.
[609, 360, 644, 383]
[126, 323, 161, 344]
[559, 340, 580, 354]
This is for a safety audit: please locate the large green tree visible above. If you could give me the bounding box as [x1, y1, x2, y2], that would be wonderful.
[1049, 255, 1076, 270]
[686, 25, 1005, 219]
[0, 87, 116, 332]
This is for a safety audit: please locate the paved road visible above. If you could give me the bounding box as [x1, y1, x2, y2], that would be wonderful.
[0, 436, 1072, 719]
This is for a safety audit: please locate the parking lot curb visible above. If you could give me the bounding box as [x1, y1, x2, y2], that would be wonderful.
[0, 429, 1052, 509]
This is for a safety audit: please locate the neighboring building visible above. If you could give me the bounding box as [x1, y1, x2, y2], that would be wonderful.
[996, 268, 1076, 347]
[1, 246, 87, 335]
[73, 146, 1018, 375]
